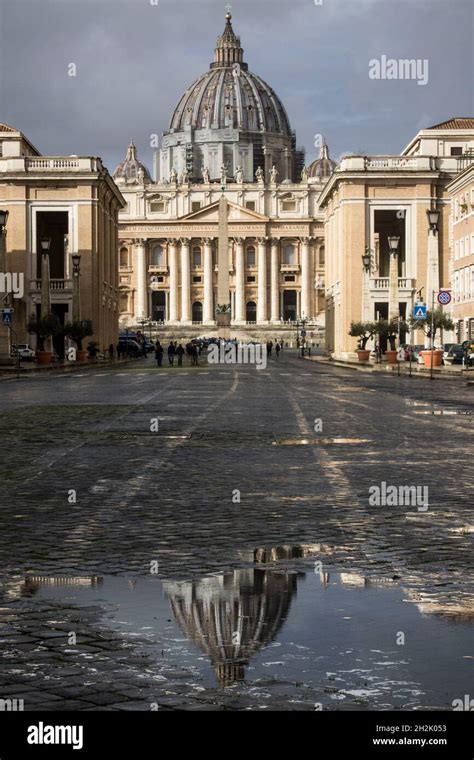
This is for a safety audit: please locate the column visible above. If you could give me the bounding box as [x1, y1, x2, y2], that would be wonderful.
[234, 237, 245, 323]
[257, 237, 268, 323]
[134, 239, 147, 319]
[388, 251, 399, 321]
[426, 228, 440, 307]
[270, 238, 280, 322]
[203, 237, 214, 324]
[300, 237, 311, 319]
[168, 239, 179, 323]
[180, 238, 191, 323]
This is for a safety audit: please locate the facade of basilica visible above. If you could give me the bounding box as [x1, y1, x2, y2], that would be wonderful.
[113, 12, 335, 338]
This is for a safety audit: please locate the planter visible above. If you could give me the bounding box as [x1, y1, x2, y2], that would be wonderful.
[77, 350, 88, 362]
[356, 349, 371, 362]
[36, 351, 52, 365]
[421, 349, 443, 368]
[384, 350, 398, 364]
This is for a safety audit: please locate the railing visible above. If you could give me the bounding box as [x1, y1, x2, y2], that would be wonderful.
[281, 264, 300, 272]
[371, 277, 416, 290]
[30, 279, 73, 291]
[365, 157, 418, 170]
[148, 265, 168, 273]
[24, 157, 101, 172]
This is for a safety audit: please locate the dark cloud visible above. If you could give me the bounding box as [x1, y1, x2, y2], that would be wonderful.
[1, 0, 472, 175]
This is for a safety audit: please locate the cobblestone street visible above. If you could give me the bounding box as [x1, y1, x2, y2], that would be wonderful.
[0, 352, 472, 711]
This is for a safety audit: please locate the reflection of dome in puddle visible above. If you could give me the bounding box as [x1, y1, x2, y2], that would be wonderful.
[163, 569, 297, 687]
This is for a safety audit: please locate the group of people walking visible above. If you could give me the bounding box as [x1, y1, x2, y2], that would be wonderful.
[155, 340, 200, 367]
[266, 340, 283, 358]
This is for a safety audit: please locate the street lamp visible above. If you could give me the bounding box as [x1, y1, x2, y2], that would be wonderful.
[387, 235, 401, 331]
[387, 236, 400, 255]
[40, 237, 51, 254]
[362, 249, 371, 271]
[0, 209, 9, 229]
[426, 208, 440, 233]
[72, 253, 81, 322]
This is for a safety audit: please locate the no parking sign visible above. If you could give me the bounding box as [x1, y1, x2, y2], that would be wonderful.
[437, 290, 452, 306]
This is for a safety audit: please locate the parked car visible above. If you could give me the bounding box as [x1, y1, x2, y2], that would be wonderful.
[444, 344, 472, 365]
[10, 343, 35, 361]
[118, 337, 143, 357]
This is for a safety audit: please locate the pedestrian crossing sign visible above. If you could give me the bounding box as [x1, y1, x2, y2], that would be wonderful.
[413, 304, 427, 320]
[2, 308, 13, 325]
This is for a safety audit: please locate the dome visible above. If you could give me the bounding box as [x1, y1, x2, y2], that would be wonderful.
[308, 140, 337, 180]
[113, 141, 152, 184]
[169, 14, 292, 137]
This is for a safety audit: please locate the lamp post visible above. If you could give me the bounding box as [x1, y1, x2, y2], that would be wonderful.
[387, 235, 400, 325]
[39, 237, 52, 355]
[362, 247, 371, 321]
[425, 209, 440, 380]
[72, 253, 81, 323]
[0, 210, 11, 364]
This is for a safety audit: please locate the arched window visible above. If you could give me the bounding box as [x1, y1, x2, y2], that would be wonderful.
[192, 302, 203, 323]
[246, 301, 257, 323]
[151, 245, 165, 267]
[192, 246, 202, 266]
[119, 247, 128, 268]
[283, 244, 295, 265]
[246, 246, 256, 267]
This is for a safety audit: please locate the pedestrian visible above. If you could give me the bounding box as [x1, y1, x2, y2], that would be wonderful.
[267, 340, 273, 357]
[108, 343, 115, 361]
[155, 340, 164, 367]
[191, 344, 198, 366]
[176, 343, 185, 366]
[167, 341, 176, 366]
[275, 342, 281, 359]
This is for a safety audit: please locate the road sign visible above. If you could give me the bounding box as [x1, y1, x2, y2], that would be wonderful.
[2, 311, 12, 325]
[413, 303, 427, 320]
[437, 290, 452, 306]
[300, 330, 307, 337]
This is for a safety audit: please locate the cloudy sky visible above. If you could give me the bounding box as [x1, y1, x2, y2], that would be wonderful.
[1, 0, 472, 177]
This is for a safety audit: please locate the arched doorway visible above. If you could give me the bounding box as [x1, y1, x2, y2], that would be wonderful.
[246, 301, 257, 323]
[283, 291, 297, 321]
[192, 301, 203, 323]
[152, 291, 166, 322]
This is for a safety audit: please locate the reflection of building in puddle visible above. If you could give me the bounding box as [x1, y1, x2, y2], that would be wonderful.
[0, 576, 103, 599]
[242, 543, 330, 564]
[163, 569, 297, 687]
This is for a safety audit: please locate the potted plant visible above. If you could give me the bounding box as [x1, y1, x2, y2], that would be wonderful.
[376, 318, 407, 364]
[63, 320, 93, 361]
[409, 308, 454, 368]
[349, 321, 376, 361]
[27, 313, 61, 364]
[87, 341, 100, 361]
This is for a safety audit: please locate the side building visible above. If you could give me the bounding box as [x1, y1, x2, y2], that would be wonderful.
[319, 118, 474, 359]
[0, 123, 125, 360]
[446, 160, 474, 343]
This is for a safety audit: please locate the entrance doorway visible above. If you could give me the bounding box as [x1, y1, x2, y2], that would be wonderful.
[152, 291, 166, 322]
[283, 290, 297, 321]
[246, 301, 256, 323]
[192, 301, 203, 323]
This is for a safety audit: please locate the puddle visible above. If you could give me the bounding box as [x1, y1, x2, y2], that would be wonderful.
[412, 410, 471, 416]
[274, 438, 371, 446]
[12, 566, 473, 709]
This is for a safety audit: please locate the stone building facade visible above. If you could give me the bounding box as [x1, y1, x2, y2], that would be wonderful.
[319, 119, 474, 358]
[0, 123, 125, 359]
[114, 13, 333, 340]
[446, 160, 474, 343]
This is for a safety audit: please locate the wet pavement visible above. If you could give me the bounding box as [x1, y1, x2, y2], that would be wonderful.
[0, 351, 472, 710]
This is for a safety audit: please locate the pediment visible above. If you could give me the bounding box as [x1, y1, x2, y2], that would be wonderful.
[179, 200, 269, 223]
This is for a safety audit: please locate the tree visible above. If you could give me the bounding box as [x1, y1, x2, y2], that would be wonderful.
[63, 320, 93, 351]
[27, 313, 61, 352]
[349, 321, 377, 350]
[375, 318, 408, 351]
[409, 308, 454, 343]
